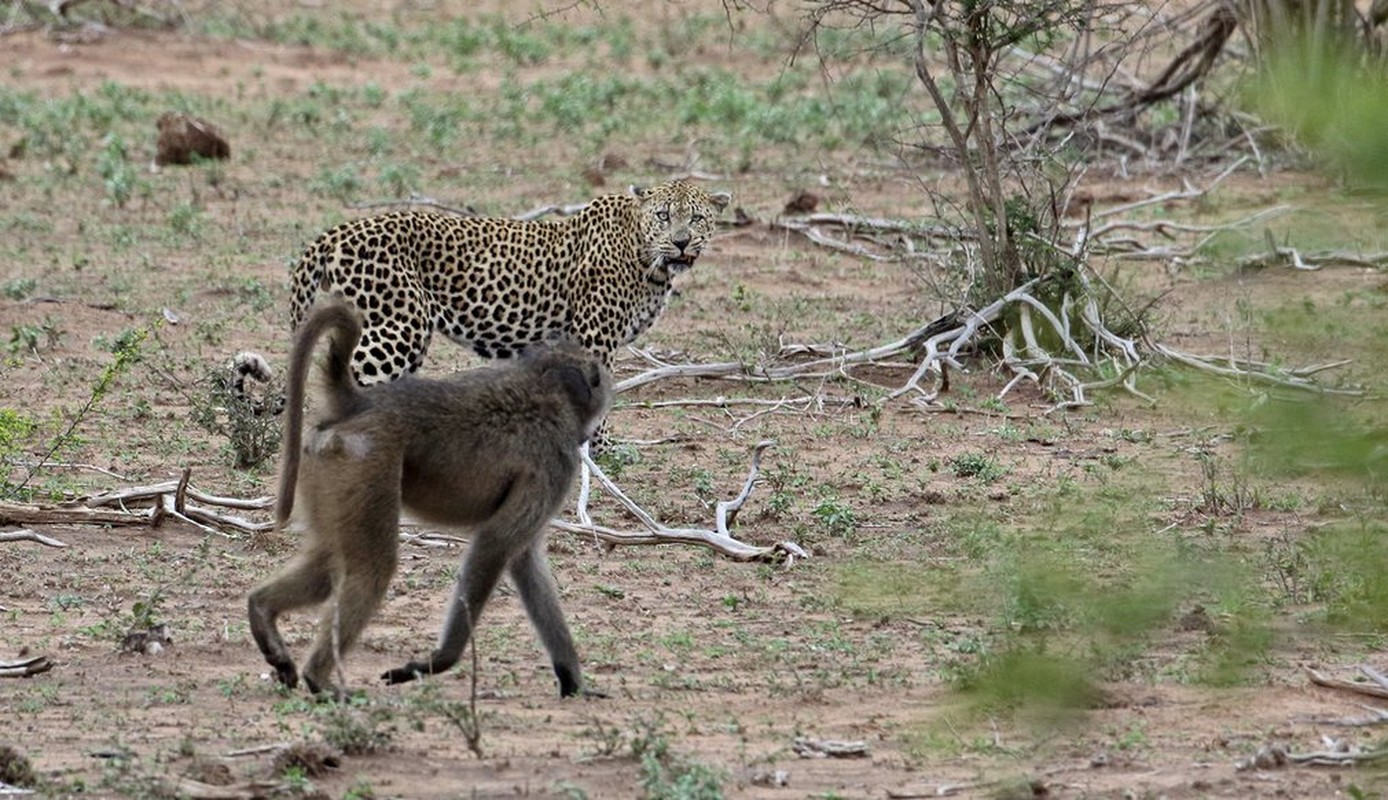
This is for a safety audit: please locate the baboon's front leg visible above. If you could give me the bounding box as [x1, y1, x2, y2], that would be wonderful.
[381, 534, 510, 685]
[508, 541, 583, 697]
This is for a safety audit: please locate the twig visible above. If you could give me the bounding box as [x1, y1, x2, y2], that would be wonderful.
[168, 776, 286, 800]
[348, 196, 478, 216]
[1288, 748, 1388, 766]
[3, 460, 131, 481]
[512, 202, 591, 222]
[716, 441, 774, 531]
[1151, 344, 1362, 395]
[223, 743, 292, 758]
[1088, 157, 1247, 221]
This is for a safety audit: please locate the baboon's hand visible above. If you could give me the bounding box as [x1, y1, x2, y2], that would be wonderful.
[381, 662, 429, 685]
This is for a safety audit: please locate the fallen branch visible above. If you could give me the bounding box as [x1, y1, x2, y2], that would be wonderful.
[1299, 704, 1388, 727]
[1306, 665, 1388, 699]
[1238, 741, 1388, 769]
[793, 737, 870, 758]
[0, 529, 67, 547]
[559, 440, 805, 563]
[0, 654, 53, 678]
[165, 777, 286, 800]
[0, 476, 274, 536]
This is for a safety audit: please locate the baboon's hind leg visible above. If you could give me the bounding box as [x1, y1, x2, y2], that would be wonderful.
[248, 549, 333, 689]
[301, 491, 402, 696]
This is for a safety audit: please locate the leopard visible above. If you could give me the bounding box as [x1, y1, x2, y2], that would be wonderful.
[235, 179, 729, 446]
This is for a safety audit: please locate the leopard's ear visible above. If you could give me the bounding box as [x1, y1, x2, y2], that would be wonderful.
[628, 184, 648, 199]
[708, 191, 731, 212]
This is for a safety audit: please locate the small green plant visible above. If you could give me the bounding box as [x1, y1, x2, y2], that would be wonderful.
[96, 133, 139, 208]
[167, 202, 205, 238]
[343, 777, 378, 799]
[1, 278, 36, 300]
[7, 325, 147, 500]
[553, 781, 591, 800]
[403, 677, 482, 757]
[812, 495, 857, 538]
[948, 452, 1005, 482]
[129, 590, 165, 629]
[595, 442, 640, 478]
[0, 744, 37, 788]
[377, 162, 421, 196]
[581, 714, 726, 800]
[6, 316, 63, 355]
[638, 737, 725, 800]
[279, 765, 313, 794]
[7, 324, 42, 355]
[1194, 451, 1256, 516]
[189, 360, 283, 469]
[315, 700, 394, 756]
[577, 716, 628, 759]
[311, 163, 365, 200]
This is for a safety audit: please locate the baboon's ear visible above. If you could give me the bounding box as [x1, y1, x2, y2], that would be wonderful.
[551, 365, 593, 409]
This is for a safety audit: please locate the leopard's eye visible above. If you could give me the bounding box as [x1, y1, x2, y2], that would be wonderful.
[656, 209, 670, 223]
[691, 214, 704, 224]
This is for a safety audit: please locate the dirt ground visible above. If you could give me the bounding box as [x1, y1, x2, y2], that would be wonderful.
[2, 3, 1388, 798]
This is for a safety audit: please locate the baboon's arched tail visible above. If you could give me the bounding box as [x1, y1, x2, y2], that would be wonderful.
[275, 300, 363, 526]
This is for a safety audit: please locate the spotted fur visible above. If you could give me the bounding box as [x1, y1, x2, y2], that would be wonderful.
[288, 180, 730, 393]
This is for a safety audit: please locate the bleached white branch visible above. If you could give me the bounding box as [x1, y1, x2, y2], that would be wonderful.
[558, 440, 804, 563]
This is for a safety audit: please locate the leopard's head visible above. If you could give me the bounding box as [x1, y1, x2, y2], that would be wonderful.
[632, 180, 731, 278]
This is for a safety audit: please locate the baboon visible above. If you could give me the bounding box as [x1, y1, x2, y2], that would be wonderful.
[247, 299, 612, 698]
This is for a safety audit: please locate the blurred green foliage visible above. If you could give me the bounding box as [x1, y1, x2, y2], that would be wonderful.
[1248, 37, 1388, 191]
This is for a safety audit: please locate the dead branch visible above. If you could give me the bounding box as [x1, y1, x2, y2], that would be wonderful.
[1024, 5, 1237, 135]
[0, 501, 150, 528]
[512, 202, 591, 222]
[0, 476, 274, 536]
[1306, 665, 1388, 699]
[1236, 244, 1388, 272]
[560, 440, 805, 563]
[0, 528, 67, 547]
[1361, 664, 1388, 691]
[1076, 156, 1248, 223]
[793, 737, 870, 758]
[1236, 740, 1388, 770]
[349, 197, 479, 216]
[767, 213, 965, 262]
[3, 460, 131, 481]
[1300, 704, 1388, 727]
[165, 777, 286, 800]
[1150, 343, 1362, 394]
[0, 654, 53, 678]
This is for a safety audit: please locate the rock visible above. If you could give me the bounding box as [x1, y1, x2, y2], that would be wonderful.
[155, 112, 230, 166]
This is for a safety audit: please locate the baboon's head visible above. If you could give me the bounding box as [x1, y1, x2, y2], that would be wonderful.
[526, 341, 613, 442]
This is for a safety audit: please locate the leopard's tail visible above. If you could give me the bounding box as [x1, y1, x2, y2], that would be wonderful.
[228, 352, 285, 416]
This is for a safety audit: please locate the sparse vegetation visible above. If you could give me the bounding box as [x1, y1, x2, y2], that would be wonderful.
[1, 3, 1386, 798]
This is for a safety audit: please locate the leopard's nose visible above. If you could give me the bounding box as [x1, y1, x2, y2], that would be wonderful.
[672, 232, 690, 252]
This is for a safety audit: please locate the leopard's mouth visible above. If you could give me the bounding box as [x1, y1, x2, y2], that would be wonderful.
[664, 255, 697, 274]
